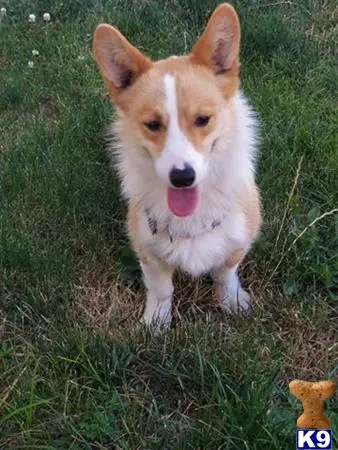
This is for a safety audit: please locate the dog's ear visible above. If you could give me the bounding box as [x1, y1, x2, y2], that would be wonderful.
[93, 24, 152, 96]
[191, 3, 240, 76]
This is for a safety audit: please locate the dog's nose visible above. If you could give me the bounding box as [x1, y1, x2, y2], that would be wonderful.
[169, 164, 195, 188]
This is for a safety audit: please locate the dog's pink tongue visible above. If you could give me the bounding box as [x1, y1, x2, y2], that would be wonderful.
[167, 186, 199, 217]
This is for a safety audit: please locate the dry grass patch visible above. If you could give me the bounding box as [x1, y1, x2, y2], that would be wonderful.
[268, 304, 337, 383]
[285, 329, 337, 381]
[73, 269, 144, 336]
[307, 3, 338, 48]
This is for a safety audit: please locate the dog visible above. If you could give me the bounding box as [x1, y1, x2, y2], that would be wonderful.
[93, 3, 262, 330]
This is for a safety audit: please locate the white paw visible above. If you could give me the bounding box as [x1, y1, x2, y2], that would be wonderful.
[216, 282, 252, 314]
[140, 302, 172, 334]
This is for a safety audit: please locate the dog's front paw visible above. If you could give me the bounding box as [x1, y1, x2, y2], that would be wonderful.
[216, 283, 252, 314]
[140, 303, 172, 334]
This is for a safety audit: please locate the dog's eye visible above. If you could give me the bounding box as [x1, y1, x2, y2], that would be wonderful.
[144, 120, 161, 132]
[195, 115, 211, 127]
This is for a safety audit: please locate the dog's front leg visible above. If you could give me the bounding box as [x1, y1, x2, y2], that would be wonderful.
[140, 255, 174, 331]
[213, 249, 251, 314]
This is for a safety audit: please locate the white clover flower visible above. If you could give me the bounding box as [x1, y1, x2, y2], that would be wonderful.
[28, 14, 36, 23]
[32, 49, 39, 56]
[0, 7, 7, 16]
[43, 12, 51, 22]
[28, 60, 34, 68]
[77, 55, 85, 61]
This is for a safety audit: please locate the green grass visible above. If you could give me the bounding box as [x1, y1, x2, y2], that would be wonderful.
[1, 0, 337, 448]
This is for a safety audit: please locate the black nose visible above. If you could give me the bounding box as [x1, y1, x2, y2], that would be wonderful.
[169, 164, 195, 188]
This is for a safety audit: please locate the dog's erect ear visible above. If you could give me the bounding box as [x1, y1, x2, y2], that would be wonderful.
[93, 24, 152, 94]
[191, 3, 240, 75]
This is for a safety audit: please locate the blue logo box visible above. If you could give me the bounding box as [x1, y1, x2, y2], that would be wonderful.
[296, 429, 332, 449]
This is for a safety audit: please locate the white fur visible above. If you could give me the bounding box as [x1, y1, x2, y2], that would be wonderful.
[155, 74, 206, 185]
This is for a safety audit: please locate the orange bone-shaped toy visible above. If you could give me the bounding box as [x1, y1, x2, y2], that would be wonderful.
[289, 379, 336, 429]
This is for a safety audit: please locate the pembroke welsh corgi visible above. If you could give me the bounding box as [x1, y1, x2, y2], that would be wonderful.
[93, 3, 261, 330]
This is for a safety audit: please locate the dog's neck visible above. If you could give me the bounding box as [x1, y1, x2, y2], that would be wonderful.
[144, 204, 226, 240]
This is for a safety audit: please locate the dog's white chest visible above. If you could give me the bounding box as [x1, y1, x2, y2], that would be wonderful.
[139, 209, 247, 277]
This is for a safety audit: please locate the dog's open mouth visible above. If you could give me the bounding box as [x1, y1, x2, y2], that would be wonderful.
[167, 186, 199, 217]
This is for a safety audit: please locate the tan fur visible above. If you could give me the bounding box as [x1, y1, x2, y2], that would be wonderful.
[127, 200, 145, 263]
[239, 185, 262, 242]
[226, 249, 245, 268]
[191, 3, 241, 100]
[93, 24, 152, 101]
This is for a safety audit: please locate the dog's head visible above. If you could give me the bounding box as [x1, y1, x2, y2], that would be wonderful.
[93, 3, 241, 217]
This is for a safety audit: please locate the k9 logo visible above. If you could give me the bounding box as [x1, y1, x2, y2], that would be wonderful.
[296, 429, 332, 449]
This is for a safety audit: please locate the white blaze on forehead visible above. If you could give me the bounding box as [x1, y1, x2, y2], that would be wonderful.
[163, 73, 180, 141]
[154, 73, 205, 182]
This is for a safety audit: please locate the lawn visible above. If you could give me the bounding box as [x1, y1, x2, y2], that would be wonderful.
[0, 0, 337, 448]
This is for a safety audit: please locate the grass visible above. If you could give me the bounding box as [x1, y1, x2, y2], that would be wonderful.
[0, 0, 337, 448]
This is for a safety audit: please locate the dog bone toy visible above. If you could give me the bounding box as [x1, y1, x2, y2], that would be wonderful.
[289, 379, 336, 429]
